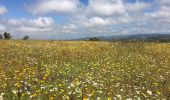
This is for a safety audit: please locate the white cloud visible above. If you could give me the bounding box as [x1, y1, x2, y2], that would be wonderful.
[0, 5, 7, 15]
[147, 0, 170, 19]
[72, 0, 152, 29]
[28, 0, 127, 17]
[125, 1, 151, 13]
[62, 24, 77, 30]
[159, 0, 170, 6]
[0, 17, 79, 39]
[0, 25, 6, 31]
[28, 0, 81, 15]
[78, 17, 113, 28]
[0, 17, 54, 33]
[7, 17, 54, 28]
[16, 27, 52, 32]
[86, 0, 126, 16]
[149, 6, 170, 18]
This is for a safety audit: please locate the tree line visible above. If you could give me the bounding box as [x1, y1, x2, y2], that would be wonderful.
[0, 32, 30, 40]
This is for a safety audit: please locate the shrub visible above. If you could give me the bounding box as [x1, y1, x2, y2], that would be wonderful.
[0, 34, 2, 39]
[89, 37, 100, 41]
[23, 35, 30, 40]
[3, 32, 12, 39]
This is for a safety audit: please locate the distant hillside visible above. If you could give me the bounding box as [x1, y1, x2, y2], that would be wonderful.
[77, 34, 170, 42]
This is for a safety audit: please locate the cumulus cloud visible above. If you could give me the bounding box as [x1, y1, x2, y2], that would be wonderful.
[71, 0, 153, 29]
[147, 0, 170, 19]
[149, 6, 170, 18]
[0, 5, 7, 15]
[28, 0, 81, 15]
[0, 17, 54, 33]
[8, 17, 54, 28]
[73, 15, 136, 29]
[159, 0, 170, 6]
[86, 0, 126, 16]
[74, 17, 113, 28]
[0, 25, 6, 31]
[27, 0, 127, 17]
[125, 1, 151, 13]
[0, 17, 79, 39]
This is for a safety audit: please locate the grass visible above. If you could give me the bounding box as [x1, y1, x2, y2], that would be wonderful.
[0, 40, 170, 100]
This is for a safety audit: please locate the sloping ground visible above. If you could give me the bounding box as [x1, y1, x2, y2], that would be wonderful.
[0, 40, 170, 99]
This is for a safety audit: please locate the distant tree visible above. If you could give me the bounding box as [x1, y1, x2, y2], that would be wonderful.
[0, 34, 2, 39]
[3, 32, 11, 39]
[23, 35, 30, 40]
[89, 37, 100, 41]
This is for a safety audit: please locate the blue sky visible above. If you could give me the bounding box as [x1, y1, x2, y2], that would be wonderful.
[0, 0, 170, 39]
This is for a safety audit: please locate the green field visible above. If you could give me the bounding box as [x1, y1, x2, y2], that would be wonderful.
[0, 40, 170, 100]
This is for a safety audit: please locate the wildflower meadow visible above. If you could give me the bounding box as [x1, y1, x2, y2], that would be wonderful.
[0, 40, 170, 100]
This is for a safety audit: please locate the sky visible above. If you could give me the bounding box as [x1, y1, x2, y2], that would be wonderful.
[0, 0, 170, 39]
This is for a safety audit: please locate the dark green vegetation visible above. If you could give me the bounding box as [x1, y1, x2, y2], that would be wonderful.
[0, 32, 12, 40]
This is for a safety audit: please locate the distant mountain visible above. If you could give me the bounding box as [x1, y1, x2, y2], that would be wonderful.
[75, 34, 170, 42]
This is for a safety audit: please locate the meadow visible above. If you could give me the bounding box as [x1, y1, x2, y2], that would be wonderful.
[0, 40, 170, 100]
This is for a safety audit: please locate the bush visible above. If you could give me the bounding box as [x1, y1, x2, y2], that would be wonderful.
[23, 35, 30, 40]
[89, 37, 100, 41]
[0, 34, 2, 39]
[3, 32, 12, 39]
